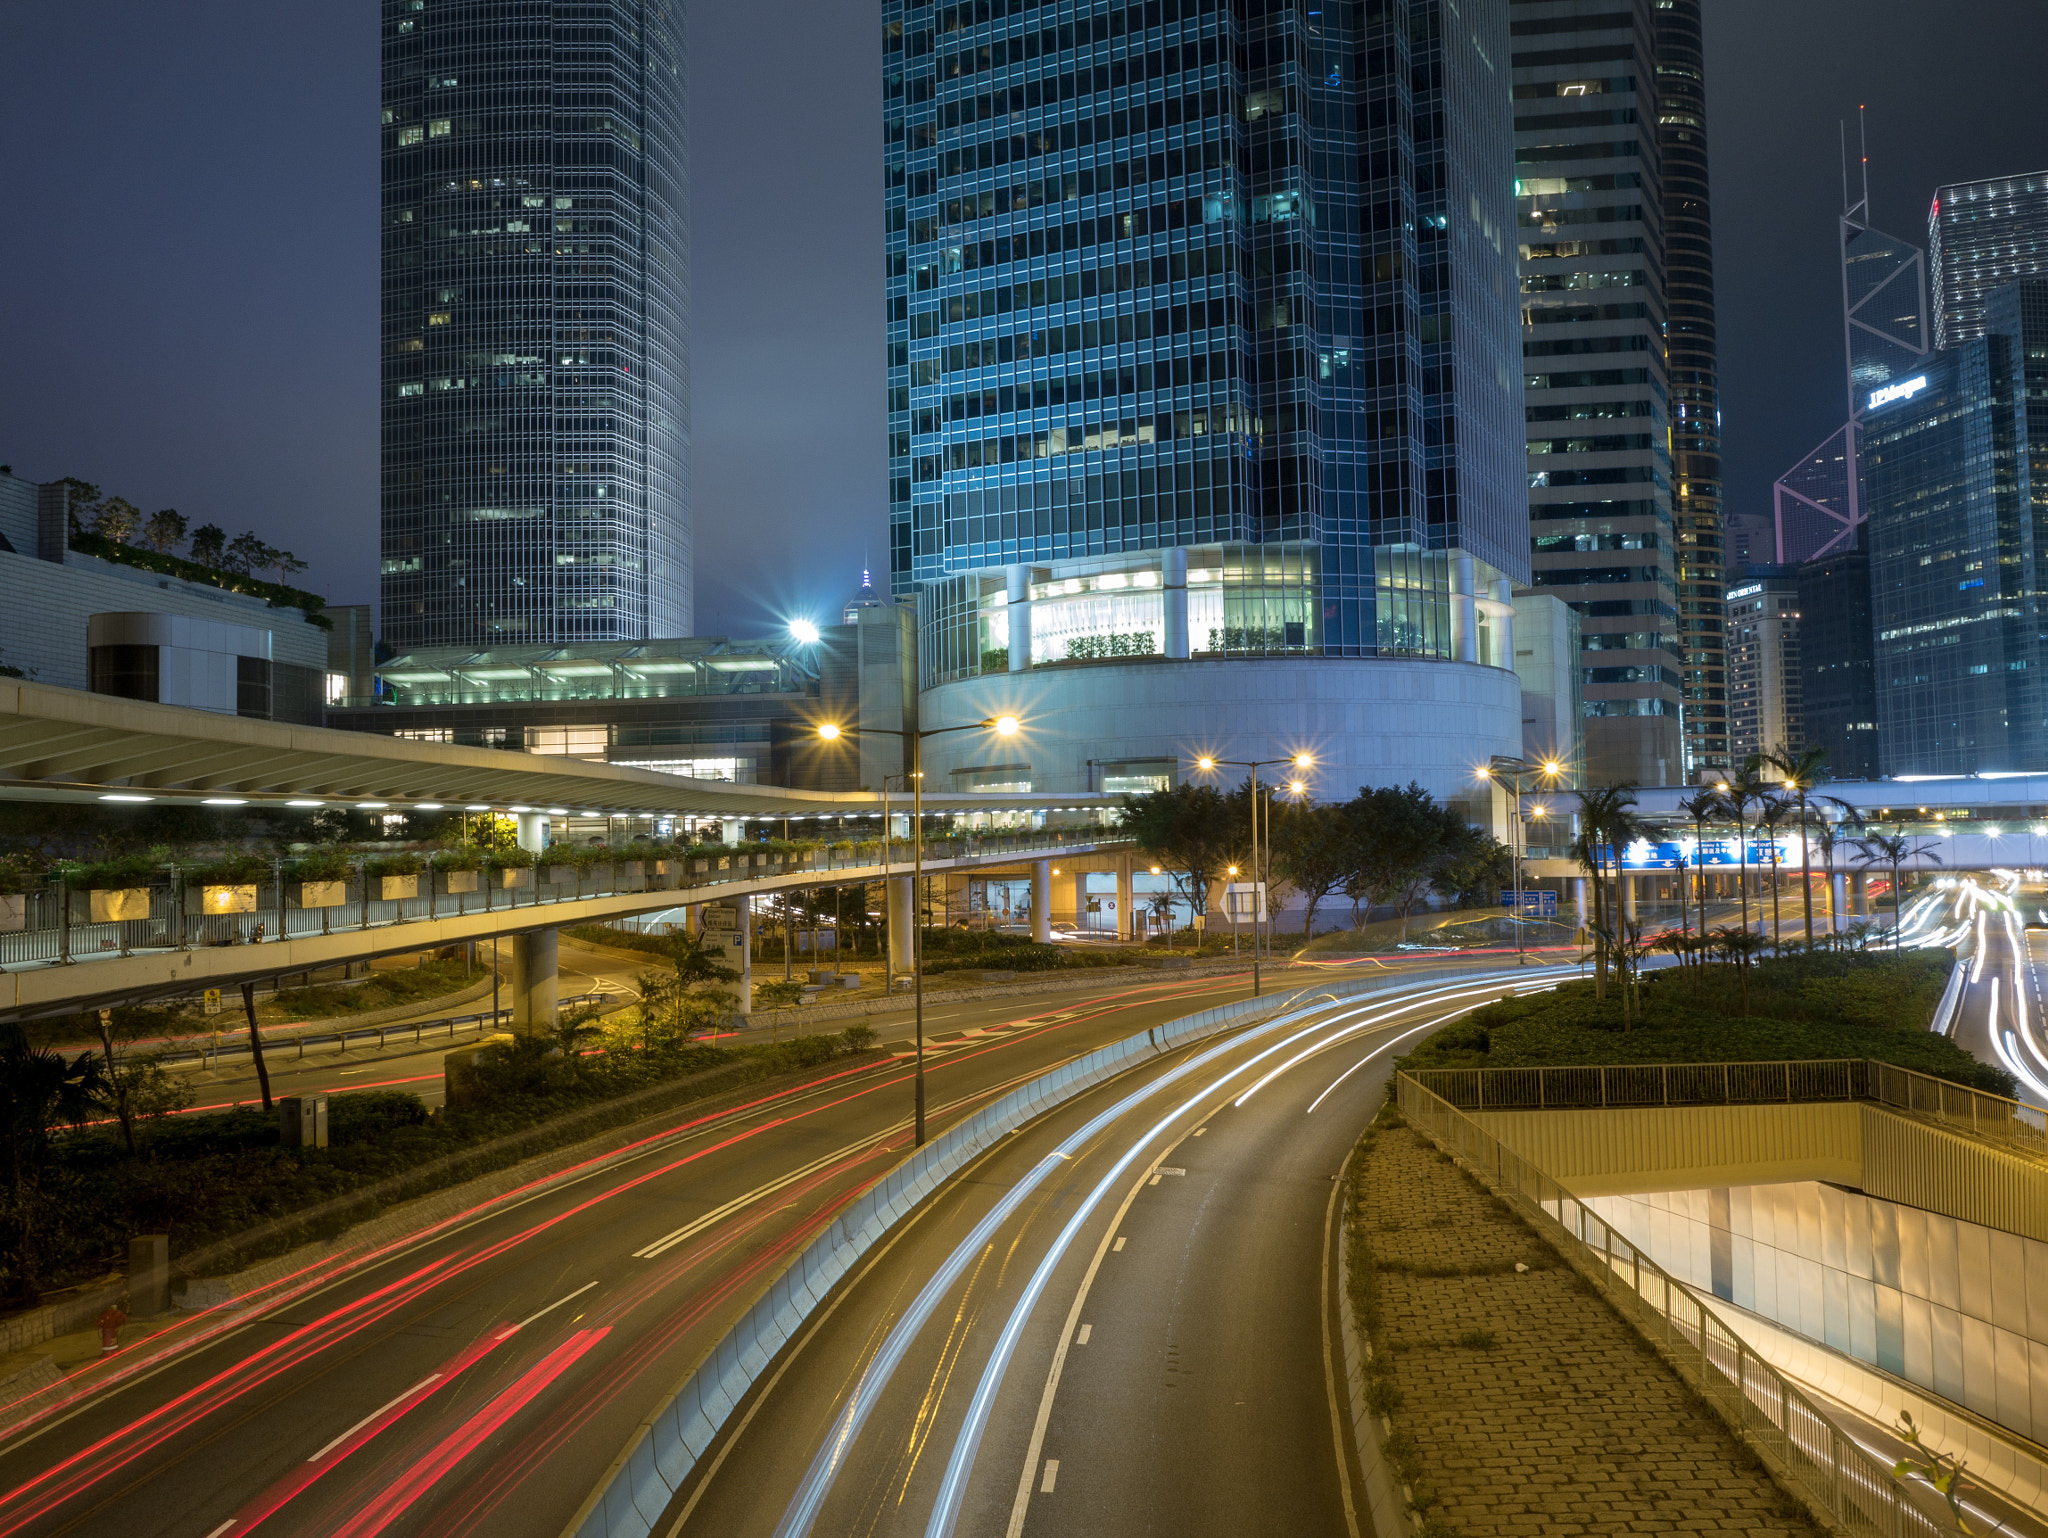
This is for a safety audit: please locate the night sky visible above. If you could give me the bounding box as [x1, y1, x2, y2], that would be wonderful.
[1, 2, 2044, 640]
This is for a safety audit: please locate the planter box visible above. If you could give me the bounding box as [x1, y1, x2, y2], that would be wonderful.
[186, 884, 258, 916]
[653, 860, 673, 876]
[616, 861, 644, 879]
[440, 869, 480, 895]
[692, 860, 709, 874]
[379, 874, 419, 901]
[546, 865, 576, 885]
[497, 868, 531, 890]
[76, 888, 151, 923]
[716, 857, 730, 871]
[0, 894, 23, 933]
[296, 880, 347, 910]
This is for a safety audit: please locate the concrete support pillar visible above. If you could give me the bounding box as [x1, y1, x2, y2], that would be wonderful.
[734, 900, 753, 1014]
[510, 927, 558, 1036]
[1852, 872, 1870, 916]
[1831, 872, 1848, 932]
[1007, 564, 1031, 672]
[1448, 552, 1478, 664]
[516, 812, 548, 857]
[1572, 877, 1589, 932]
[721, 818, 743, 846]
[1071, 869, 1088, 930]
[128, 1234, 170, 1317]
[1032, 858, 1053, 943]
[1621, 873, 1639, 922]
[1161, 547, 1189, 659]
[887, 876, 915, 975]
[1489, 578, 1515, 669]
[1116, 853, 1134, 941]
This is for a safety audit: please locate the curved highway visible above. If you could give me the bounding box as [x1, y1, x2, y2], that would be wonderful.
[665, 965, 1572, 1538]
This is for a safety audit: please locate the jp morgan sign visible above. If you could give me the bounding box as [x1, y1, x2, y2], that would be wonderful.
[1868, 375, 1930, 411]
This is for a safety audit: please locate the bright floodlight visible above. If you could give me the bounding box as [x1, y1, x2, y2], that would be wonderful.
[1292, 753, 1313, 768]
[1286, 780, 1306, 795]
[789, 618, 821, 645]
[1197, 756, 1216, 771]
[991, 715, 1021, 736]
[1543, 760, 1562, 776]
[817, 722, 843, 740]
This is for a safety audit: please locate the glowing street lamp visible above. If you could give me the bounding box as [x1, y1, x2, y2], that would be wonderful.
[789, 618, 822, 646]
[814, 711, 1028, 1144]
[1191, 751, 1316, 994]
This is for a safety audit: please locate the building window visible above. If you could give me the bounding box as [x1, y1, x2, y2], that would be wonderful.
[89, 645, 158, 704]
[236, 655, 272, 719]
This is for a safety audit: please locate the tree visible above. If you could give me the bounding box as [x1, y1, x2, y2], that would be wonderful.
[1711, 926, 1771, 1014]
[139, 509, 188, 556]
[0, 1025, 107, 1303]
[1675, 788, 1725, 943]
[188, 523, 228, 567]
[90, 497, 142, 545]
[1343, 783, 1446, 942]
[1854, 831, 1941, 953]
[1756, 791, 1795, 946]
[1813, 797, 1862, 946]
[1121, 782, 1234, 919]
[1764, 744, 1832, 945]
[1721, 766, 1770, 934]
[1269, 802, 1351, 937]
[267, 547, 309, 583]
[222, 531, 274, 577]
[1571, 784, 1641, 996]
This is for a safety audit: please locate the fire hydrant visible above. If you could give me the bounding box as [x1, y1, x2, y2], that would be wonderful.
[97, 1302, 127, 1355]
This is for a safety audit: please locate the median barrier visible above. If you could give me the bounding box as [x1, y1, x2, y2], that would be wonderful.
[568, 961, 1578, 1538]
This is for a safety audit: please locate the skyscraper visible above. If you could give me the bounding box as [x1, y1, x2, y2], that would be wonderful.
[1931, 172, 2048, 350]
[1512, 0, 1683, 787]
[883, 0, 1530, 806]
[380, 0, 689, 650]
[1653, 0, 1725, 779]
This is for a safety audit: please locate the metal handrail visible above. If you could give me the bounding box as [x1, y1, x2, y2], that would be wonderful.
[141, 990, 615, 1070]
[1396, 1072, 1949, 1537]
[0, 831, 1131, 976]
[1406, 1057, 2048, 1161]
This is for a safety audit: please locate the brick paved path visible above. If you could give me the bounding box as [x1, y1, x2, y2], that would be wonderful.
[1357, 1118, 1820, 1536]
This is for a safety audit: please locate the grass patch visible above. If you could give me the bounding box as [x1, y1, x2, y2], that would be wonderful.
[1398, 949, 2011, 1096]
[1454, 1329, 1497, 1350]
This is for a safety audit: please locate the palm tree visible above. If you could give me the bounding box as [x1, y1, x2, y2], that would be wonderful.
[1573, 784, 1640, 996]
[1721, 767, 1769, 935]
[1653, 928, 1700, 998]
[1811, 797, 1862, 946]
[1676, 788, 1725, 943]
[1765, 745, 1831, 945]
[1853, 830, 1941, 953]
[1711, 926, 1771, 1015]
[1756, 791, 1795, 947]
[0, 1026, 108, 1304]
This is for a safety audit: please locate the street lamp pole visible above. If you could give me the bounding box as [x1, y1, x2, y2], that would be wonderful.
[1483, 756, 1564, 966]
[819, 714, 1020, 1146]
[1196, 753, 1313, 998]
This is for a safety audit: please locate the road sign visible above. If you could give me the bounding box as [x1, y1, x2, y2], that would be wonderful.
[203, 989, 222, 1016]
[1504, 889, 1557, 917]
[1222, 882, 1266, 922]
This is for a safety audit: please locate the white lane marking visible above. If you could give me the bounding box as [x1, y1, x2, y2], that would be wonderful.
[1075, 1324, 1091, 1345]
[306, 1374, 442, 1462]
[205, 1522, 237, 1538]
[1112, 1237, 1125, 1252]
[635, 1139, 886, 1259]
[1157, 1167, 1186, 1176]
[1039, 1460, 1058, 1493]
[1304, 981, 1560, 1116]
[517, 1281, 598, 1329]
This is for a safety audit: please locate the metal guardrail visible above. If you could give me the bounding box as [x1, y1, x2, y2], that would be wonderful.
[565, 961, 1577, 1538]
[146, 991, 616, 1070]
[0, 831, 1122, 973]
[1396, 1073, 1950, 1538]
[1405, 1055, 2048, 1162]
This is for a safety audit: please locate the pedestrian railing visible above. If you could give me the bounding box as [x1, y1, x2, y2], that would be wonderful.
[1405, 1056, 2048, 1163]
[0, 830, 1128, 974]
[1397, 1072, 1951, 1537]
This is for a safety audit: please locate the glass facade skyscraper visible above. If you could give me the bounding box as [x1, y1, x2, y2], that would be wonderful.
[885, 0, 1526, 692]
[1931, 171, 2048, 351]
[1653, 0, 1725, 777]
[1864, 279, 2048, 775]
[380, 0, 689, 650]
[1511, 0, 1683, 786]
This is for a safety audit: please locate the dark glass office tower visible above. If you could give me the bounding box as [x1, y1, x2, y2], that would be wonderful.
[1512, 0, 1681, 788]
[885, 0, 1525, 679]
[1653, 0, 1725, 778]
[380, 0, 689, 649]
[1931, 172, 2048, 351]
[1864, 280, 2048, 774]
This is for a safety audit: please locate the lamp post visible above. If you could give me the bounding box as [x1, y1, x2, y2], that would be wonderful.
[1478, 756, 1564, 966]
[1194, 753, 1314, 997]
[817, 713, 1021, 1145]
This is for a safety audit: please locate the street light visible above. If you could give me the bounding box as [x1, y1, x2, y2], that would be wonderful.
[789, 618, 822, 646]
[1479, 755, 1565, 966]
[1192, 752, 1316, 995]
[815, 712, 1026, 1145]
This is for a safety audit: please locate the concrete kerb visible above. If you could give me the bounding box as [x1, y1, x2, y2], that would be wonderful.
[1336, 1142, 1419, 1538]
[565, 962, 1565, 1538]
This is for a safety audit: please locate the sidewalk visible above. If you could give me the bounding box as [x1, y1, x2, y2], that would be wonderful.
[1351, 1113, 1822, 1536]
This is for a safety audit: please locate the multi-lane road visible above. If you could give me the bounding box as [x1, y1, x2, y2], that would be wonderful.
[0, 958, 1562, 1538]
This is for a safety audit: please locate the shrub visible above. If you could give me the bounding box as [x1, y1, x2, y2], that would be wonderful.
[753, 979, 805, 1009]
[432, 846, 484, 872]
[362, 852, 425, 879]
[59, 853, 162, 891]
[0, 854, 41, 895]
[329, 1090, 431, 1143]
[285, 849, 355, 883]
[486, 847, 536, 870]
[842, 1024, 878, 1052]
[186, 853, 270, 886]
